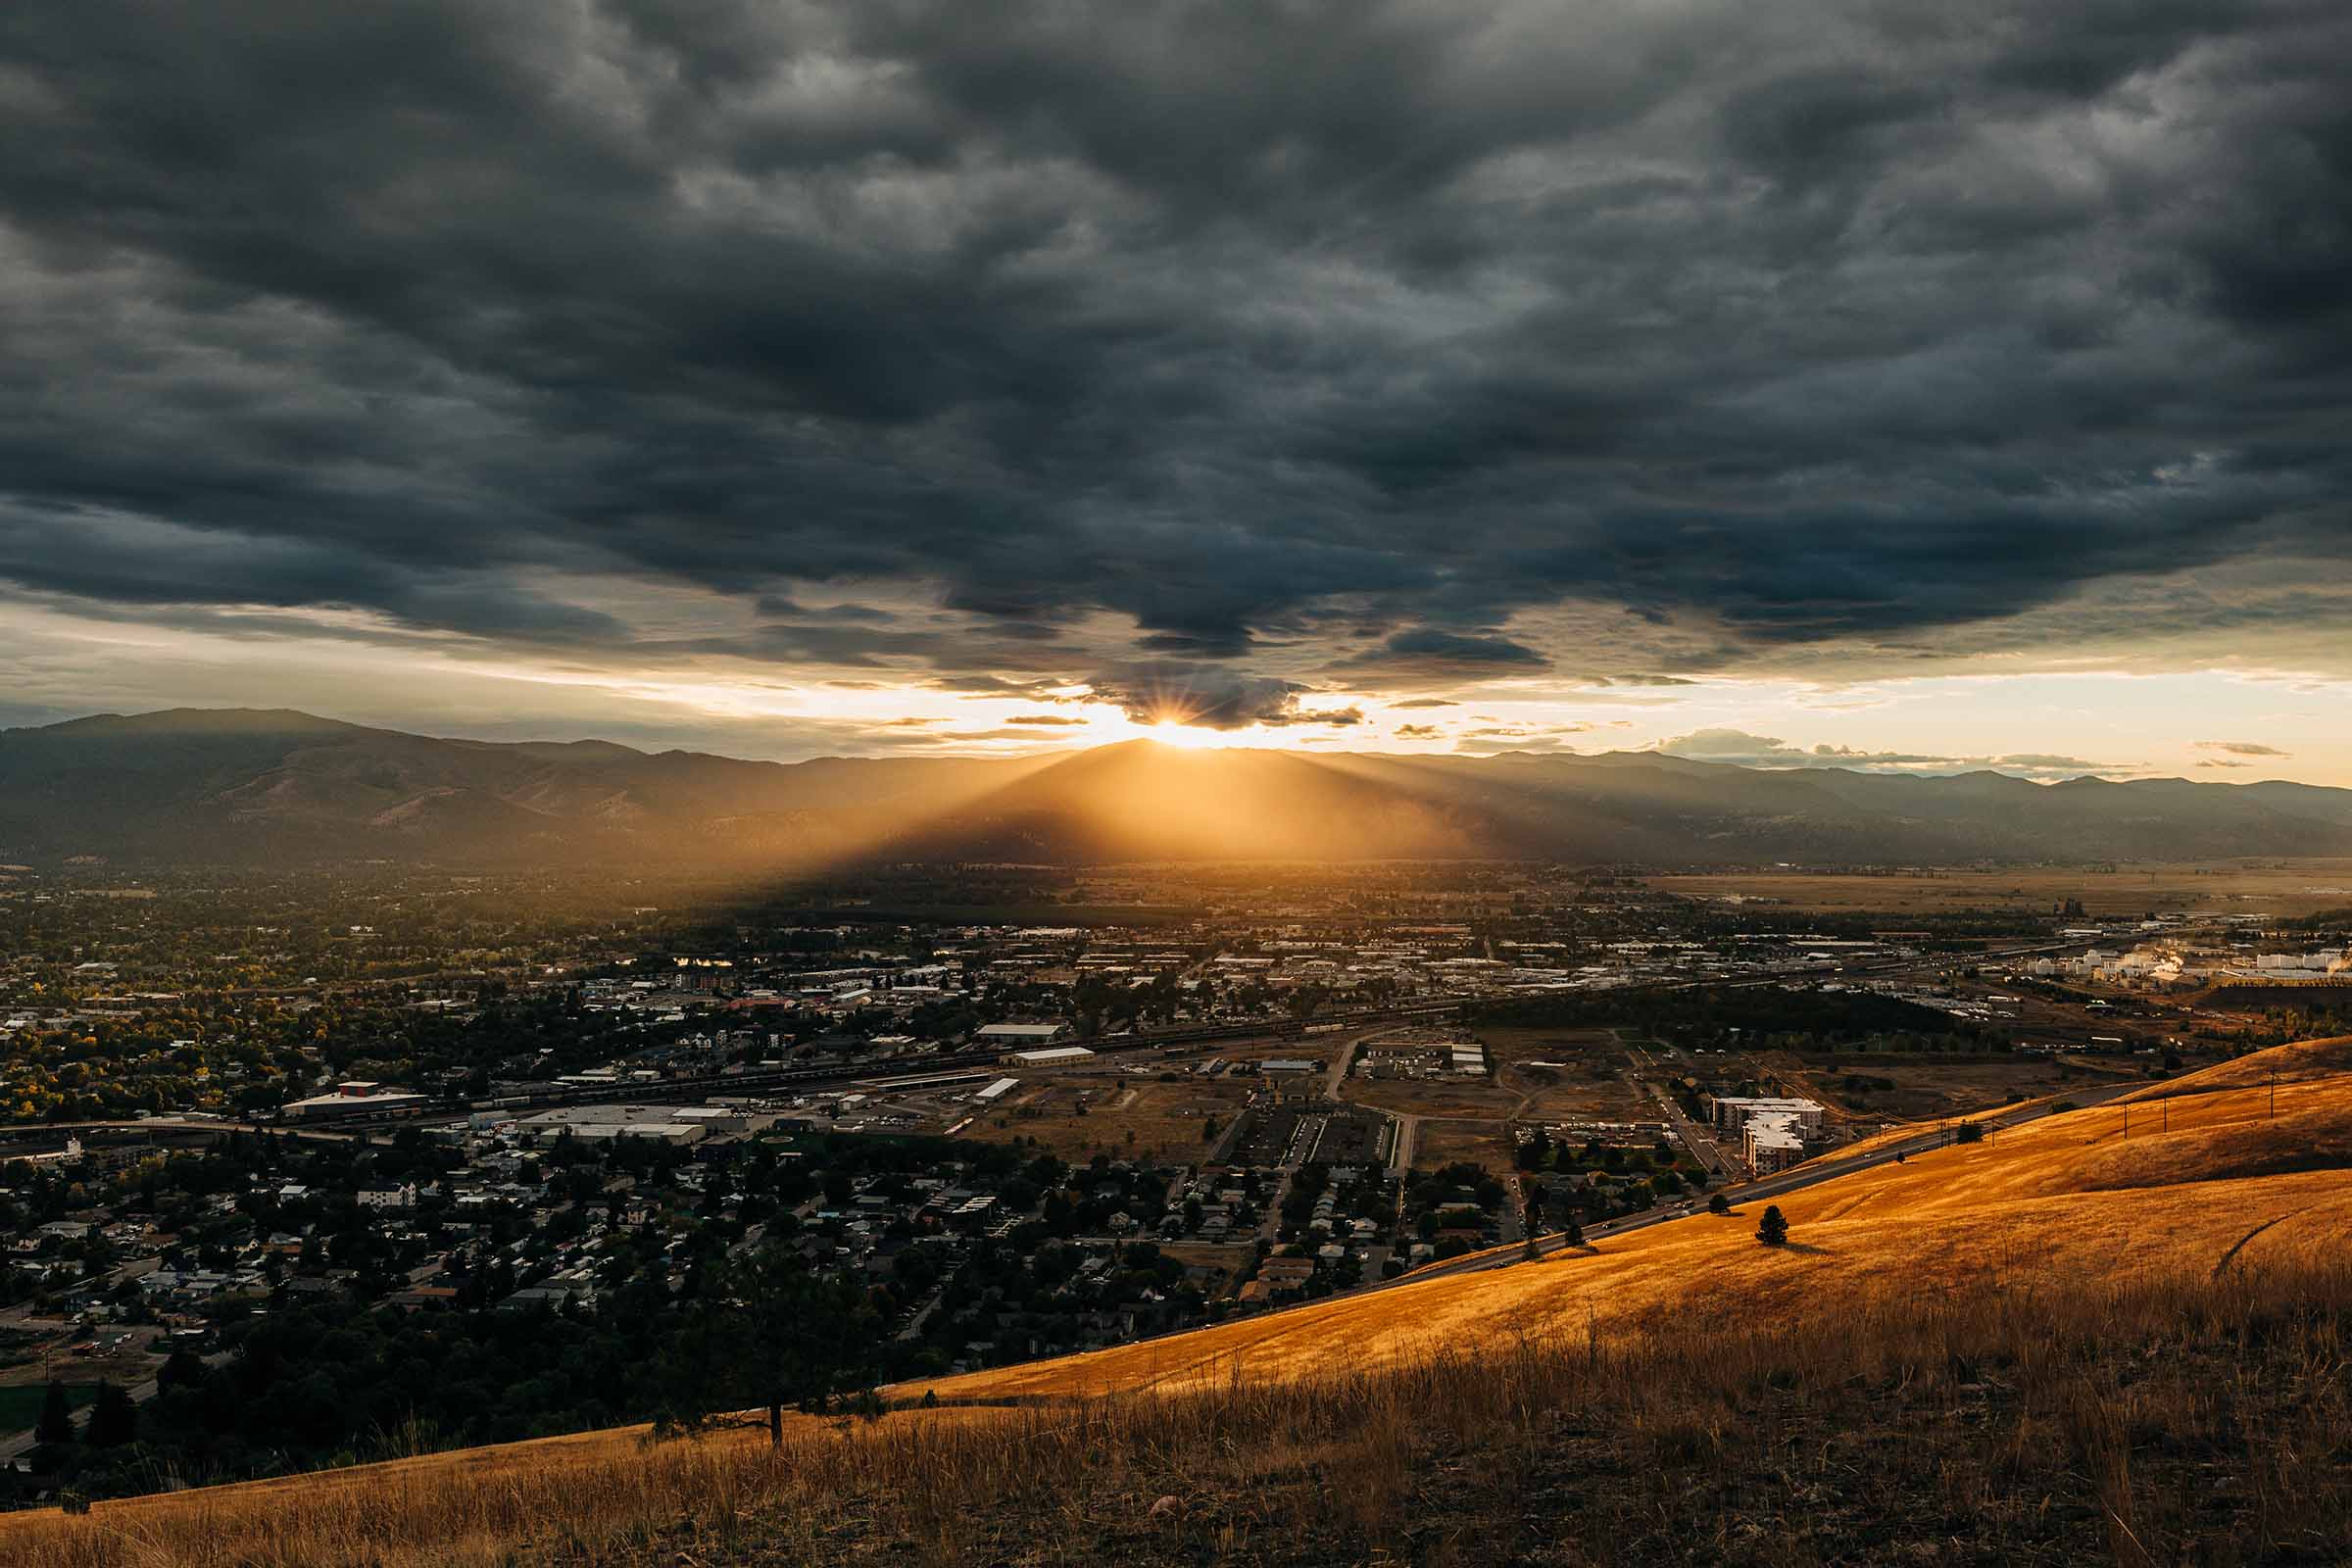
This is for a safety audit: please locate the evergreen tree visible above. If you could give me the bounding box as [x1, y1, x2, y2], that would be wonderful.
[157, 1347, 209, 1396]
[1708, 1192, 1731, 1216]
[662, 1245, 876, 1446]
[84, 1380, 138, 1447]
[1755, 1204, 1790, 1247]
[34, 1380, 74, 1446]
[1562, 1216, 1585, 1248]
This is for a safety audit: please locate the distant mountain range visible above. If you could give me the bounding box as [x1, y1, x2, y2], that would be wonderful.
[4, 708, 2350, 868]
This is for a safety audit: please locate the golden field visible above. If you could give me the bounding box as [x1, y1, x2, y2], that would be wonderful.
[919, 1038, 2352, 1401]
[6, 1036, 2351, 1566]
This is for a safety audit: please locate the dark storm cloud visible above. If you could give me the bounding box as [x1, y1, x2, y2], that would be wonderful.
[1081, 663, 1308, 730]
[1, 0, 2348, 691]
[1261, 706, 1365, 728]
[1328, 628, 1549, 687]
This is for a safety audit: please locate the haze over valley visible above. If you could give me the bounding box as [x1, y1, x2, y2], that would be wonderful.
[9, 708, 2352, 869]
[4, 0, 2350, 1560]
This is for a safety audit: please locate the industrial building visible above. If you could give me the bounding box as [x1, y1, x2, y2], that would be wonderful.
[281, 1082, 428, 1122]
[1007, 1045, 1095, 1066]
[978, 1021, 1072, 1046]
[516, 1102, 777, 1145]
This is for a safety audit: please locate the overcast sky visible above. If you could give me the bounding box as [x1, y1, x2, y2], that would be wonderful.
[4, 1, 2348, 779]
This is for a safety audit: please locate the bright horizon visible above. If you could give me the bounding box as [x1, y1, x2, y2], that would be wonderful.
[4, 2, 2348, 785]
[16, 676, 2351, 791]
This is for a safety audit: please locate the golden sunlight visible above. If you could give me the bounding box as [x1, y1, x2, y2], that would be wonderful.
[1141, 720, 1242, 750]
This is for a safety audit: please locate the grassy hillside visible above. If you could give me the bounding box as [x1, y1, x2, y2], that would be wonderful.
[912, 1051, 2352, 1400]
[7, 1040, 2352, 1566]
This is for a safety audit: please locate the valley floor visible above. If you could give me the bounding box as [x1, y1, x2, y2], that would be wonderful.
[9, 1038, 2352, 1567]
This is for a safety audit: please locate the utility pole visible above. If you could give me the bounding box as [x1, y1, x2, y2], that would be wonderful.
[2270, 1065, 2277, 1121]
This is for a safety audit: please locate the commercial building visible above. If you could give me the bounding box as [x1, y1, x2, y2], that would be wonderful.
[514, 1103, 754, 1145]
[282, 1082, 428, 1122]
[1708, 1097, 1826, 1138]
[1007, 1045, 1096, 1066]
[1742, 1114, 1809, 1174]
[977, 1021, 1072, 1047]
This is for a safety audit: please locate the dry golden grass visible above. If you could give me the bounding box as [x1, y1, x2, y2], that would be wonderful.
[2120, 1032, 2352, 1098]
[12, 1263, 2349, 1567]
[911, 1043, 2352, 1401]
[9, 1035, 2350, 1567]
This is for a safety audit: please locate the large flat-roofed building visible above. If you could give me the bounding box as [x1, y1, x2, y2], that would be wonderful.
[977, 1021, 1071, 1046]
[1007, 1045, 1096, 1066]
[517, 1103, 724, 1144]
[282, 1083, 427, 1121]
[1708, 1096, 1826, 1137]
[1743, 1114, 1808, 1174]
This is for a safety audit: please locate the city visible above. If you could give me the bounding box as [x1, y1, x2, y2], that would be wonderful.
[5, 0, 2351, 1559]
[3, 856, 2343, 1503]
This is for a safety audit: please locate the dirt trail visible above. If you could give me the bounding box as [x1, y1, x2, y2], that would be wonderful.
[2211, 1203, 2319, 1277]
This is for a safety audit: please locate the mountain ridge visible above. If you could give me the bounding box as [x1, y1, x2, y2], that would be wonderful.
[3, 708, 2349, 867]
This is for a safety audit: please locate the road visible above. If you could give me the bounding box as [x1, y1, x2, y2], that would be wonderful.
[1617, 1033, 1737, 1178]
[1408, 1074, 2143, 1284]
[1388, 1113, 1420, 1176]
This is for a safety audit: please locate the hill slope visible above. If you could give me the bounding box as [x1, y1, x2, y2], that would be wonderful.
[917, 1043, 2352, 1400]
[8, 1041, 2351, 1567]
[6, 709, 2352, 867]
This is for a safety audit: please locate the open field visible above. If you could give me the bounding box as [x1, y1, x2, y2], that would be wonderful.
[1647, 858, 2352, 917]
[1394, 1116, 1509, 1173]
[11, 1036, 2352, 1566]
[1347, 1027, 1656, 1175]
[0, 1384, 90, 1433]
[1158, 1243, 1256, 1296]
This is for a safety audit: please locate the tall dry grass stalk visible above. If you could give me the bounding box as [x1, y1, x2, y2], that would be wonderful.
[4, 1256, 2347, 1567]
